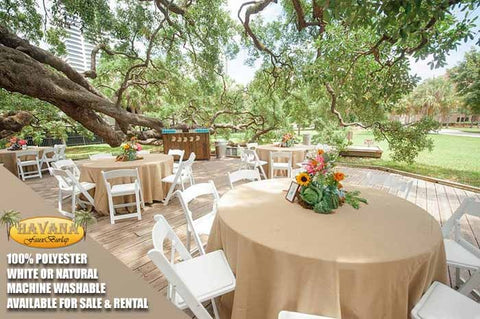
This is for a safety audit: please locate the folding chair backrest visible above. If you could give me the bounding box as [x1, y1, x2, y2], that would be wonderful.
[291, 167, 305, 178]
[52, 159, 80, 179]
[151, 214, 191, 260]
[49, 167, 73, 190]
[271, 151, 292, 162]
[54, 144, 66, 159]
[102, 168, 139, 180]
[241, 149, 257, 162]
[228, 169, 261, 188]
[43, 147, 55, 156]
[385, 176, 413, 198]
[179, 180, 219, 205]
[182, 152, 196, 170]
[149, 216, 213, 318]
[442, 197, 480, 238]
[89, 153, 113, 160]
[246, 143, 258, 150]
[16, 150, 39, 160]
[168, 149, 185, 162]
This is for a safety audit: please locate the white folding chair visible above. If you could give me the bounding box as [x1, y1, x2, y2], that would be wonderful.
[269, 151, 292, 179]
[149, 215, 235, 319]
[365, 172, 413, 199]
[51, 159, 81, 180]
[16, 150, 42, 181]
[442, 197, 480, 296]
[279, 311, 335, 319]
[162, 152, 196, 206]
[102, 168, 144, 224]
[175, 180, 220, 254]
[411, 281, 480, 319]
[137, 150, 151, 155]
[385, 175, 413, 199]
[291, 167, 305, 179]
[168, 149, 185, 172]
[246, 142, 258, 150]
[53, 144, 67, 160]
[241, 149, 267, 179]
[228, 169, 261, 189]
[49, 168, 95, 218]
[40, 147, 56, 174]
[89, 153, 114, 160]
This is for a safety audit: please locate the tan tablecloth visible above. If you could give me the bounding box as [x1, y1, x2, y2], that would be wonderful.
[80, 154, 173, 215]
[0, 147, 51, 177]
[207, 179, 447, 319]
[256, 144, 313, 178]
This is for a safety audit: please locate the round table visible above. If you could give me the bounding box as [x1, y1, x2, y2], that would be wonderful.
[0, 147, 51, 177]
[80, 154, 174, 215]
[256, 144, 314, 178]
[207, 179, 447, 319]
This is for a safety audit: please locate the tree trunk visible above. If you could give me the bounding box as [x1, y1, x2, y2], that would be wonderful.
[0, 111, 33, 138]
[0, 30, 165, 147]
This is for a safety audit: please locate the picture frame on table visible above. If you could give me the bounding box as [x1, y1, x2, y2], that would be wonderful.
[285, 181, 300, 202]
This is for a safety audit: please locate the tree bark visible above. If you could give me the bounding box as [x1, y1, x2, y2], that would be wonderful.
[0, 43, 165, 146]
[0, 111, 33, 138]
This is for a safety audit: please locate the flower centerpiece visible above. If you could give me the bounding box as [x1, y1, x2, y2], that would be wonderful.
[6, 137, 27, 151]
[295, 149, 367, 214]
[116, 137, 143, 161]
[280, 133, 295, 147]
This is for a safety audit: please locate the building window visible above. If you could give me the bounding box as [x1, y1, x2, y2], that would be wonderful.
[457, 117, 460, 122]
[465, 117, 469, 122]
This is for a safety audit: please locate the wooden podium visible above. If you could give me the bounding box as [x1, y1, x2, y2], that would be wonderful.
[162, 132, 211, 160]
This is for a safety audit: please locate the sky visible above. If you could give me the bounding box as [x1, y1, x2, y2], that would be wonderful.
[225, 1, 480, 85]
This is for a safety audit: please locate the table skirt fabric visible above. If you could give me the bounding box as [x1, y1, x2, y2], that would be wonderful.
[207, 179, 447, 319]
[80, 154, 173, 215]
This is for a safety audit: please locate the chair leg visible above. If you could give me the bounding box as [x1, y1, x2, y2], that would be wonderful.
[107, 195, 116, 224]
[456, 268, 461, 288]
[135, 191, 142, 221]
[37, 162, 42, 179]
[163, 183, 175, 206]
[71, 192, 76, 216]
[18, 165, 25, 181]
[458, 270, 480, 296]
[58, 189, 63, 213]
[186, 228, 191, 253]
[258, 165, 267, 180]
[211, 298, 220, 319]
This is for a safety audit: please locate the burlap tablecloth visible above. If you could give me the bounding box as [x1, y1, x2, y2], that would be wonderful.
[0, 147, 51, 177]
[256, 144, 314, 178]
[207, 179, 447, 319]
[80, 154, 173, 215]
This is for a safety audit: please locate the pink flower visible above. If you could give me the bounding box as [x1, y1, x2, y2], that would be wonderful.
[305, 155, 325, 174]
[18, 139, 27, 146]
[135, 143, 142, 151]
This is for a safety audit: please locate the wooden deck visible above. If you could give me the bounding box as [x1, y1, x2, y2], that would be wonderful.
[25, 157, 480, 302]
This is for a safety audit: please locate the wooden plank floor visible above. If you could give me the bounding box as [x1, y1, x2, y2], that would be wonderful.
[25, 157, 480, 303]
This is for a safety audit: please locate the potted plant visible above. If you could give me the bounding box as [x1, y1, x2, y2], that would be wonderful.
[0, 210, 21, 240]
[73, 210, 97, 241]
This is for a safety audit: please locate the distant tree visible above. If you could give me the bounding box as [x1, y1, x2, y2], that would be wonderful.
[449, 49, 480, 114]
[396, 77, 458, 124]
[238, 0, 478, 162]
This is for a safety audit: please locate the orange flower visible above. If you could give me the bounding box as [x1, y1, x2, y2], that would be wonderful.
[123, 144, 130, 150]
[130, 136, 137, 141]
[317, 149, 324, 155]
[333, 172, 345, 182]
[337, 183, 343, 189]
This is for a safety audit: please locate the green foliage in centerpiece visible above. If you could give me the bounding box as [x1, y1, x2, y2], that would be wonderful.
[295, 149, 367, 214]
[116, 137, 143, 162]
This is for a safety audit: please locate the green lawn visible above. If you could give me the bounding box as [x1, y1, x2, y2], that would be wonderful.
[456, 127, 480, 134]
[65, 144, 162, 160]
[339, 130, 480, 187]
